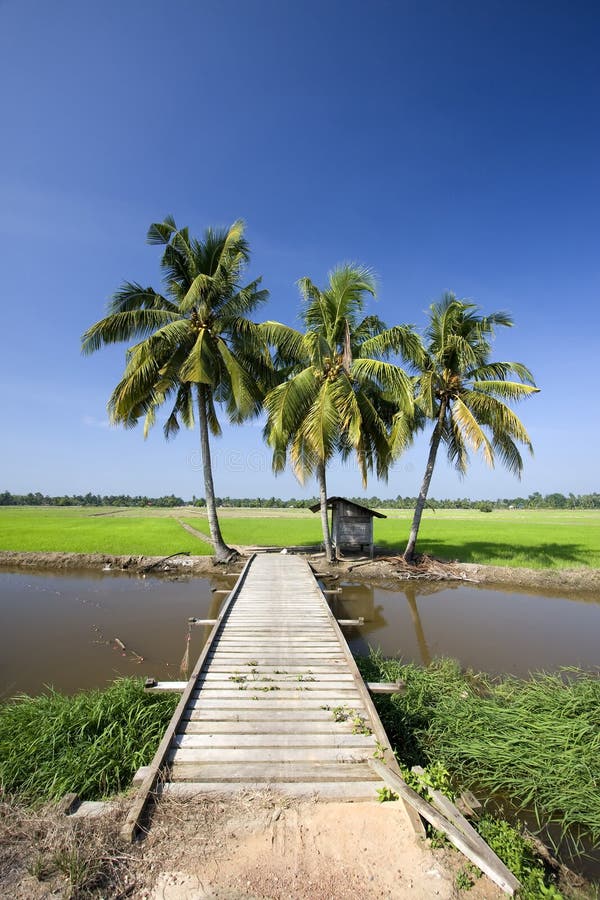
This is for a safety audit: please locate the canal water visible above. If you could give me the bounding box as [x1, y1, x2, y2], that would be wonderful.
[1, 568, 598, 698]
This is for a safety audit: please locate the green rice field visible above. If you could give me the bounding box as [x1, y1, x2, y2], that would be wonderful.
[0, 506, 599, 569]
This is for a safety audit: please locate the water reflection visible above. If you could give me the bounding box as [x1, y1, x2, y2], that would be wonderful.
[2, 569, 599, 698]
[327, 582, 384, 656]
[339, 579, 600, 676]
[332, 581, 432, 666]
[405, 586, 432, 666]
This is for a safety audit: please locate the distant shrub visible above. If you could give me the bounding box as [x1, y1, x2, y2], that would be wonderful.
[478, 502, 493, 512]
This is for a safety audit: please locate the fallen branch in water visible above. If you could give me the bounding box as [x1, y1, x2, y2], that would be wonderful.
[140, 551, 191, 573]
[113, 637, 144, 663]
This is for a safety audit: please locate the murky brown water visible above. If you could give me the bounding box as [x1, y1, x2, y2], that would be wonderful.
[338, 580, 600, 676]
[1, 569, 599, 699]
[0, 568, 229, 698]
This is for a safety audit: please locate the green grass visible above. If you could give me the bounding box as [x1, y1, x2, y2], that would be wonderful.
[0, 507, 212, 555]
[183, 515, 323, 548]
[376, 511, 600, 569]
[1, 506, 600, 568]
[357, 653, 600, 851]
[187, 508, 600, 569]
[0, 679, 179, 802]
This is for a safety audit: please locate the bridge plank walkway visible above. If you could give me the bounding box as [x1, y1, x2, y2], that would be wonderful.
[121, 553, 412, 839]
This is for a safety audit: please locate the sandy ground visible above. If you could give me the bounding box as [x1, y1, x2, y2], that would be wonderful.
[1, 793, 505, 900]
[144, 795, 462, 900]
[1, 547, 599, 594]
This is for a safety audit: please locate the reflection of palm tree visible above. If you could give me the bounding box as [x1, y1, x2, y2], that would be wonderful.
[203, 591, 227, 645]
[335, 583, 387, 638]
[405, 585, 432, 666]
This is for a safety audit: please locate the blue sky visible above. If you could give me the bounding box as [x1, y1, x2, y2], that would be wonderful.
[1, 0, 598, 500]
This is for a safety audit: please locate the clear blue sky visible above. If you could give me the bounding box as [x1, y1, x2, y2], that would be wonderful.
[1, 0, 598, 500]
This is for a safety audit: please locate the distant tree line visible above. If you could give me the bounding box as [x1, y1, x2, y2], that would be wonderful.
[0, 491, 184, 508]
[2, 491, 599, 509]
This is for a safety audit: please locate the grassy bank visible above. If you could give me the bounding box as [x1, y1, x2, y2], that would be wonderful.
[0, 679, 178, 802]
[1, 506, 600, 568]
[357, 653, 600, 852]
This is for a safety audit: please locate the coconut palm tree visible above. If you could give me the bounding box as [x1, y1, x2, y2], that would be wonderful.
[401, 293, 539, 562]
[81, 217, 269, 562]
[262, 264, 418, 562]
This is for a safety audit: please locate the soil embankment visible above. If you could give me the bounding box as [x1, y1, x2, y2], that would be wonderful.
[2, 548, 599, 594]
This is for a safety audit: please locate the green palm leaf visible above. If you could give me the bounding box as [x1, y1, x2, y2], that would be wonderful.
[82, 216, 269, 562]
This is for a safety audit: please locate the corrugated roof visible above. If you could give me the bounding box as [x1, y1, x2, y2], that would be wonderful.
[308, 496, 387, 518]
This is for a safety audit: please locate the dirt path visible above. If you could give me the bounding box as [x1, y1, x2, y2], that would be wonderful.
[175, 519, 216, 547]
[1, 793, 505, 899]
[141, 793, 500, 900]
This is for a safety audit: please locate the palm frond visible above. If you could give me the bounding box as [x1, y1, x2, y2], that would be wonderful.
[468, 361, 537, 386]
[352, 358, 414, 412]
[450, 396, 494, 467]
[81, 308, 181, 354]
[178, 329, 217, 384]
[360, 325, 425, 367]
[219, 278, 269, 321]
[146, 215, 177, 245]
[301, 381, 340, 464]
[487, 429, 525, 477]
[107, 283, 179, 314]
[260, 322, 308, 366]
[443, 412, 469, 475]
[470, 380, 539, 402]
[263, 367, 319, 444]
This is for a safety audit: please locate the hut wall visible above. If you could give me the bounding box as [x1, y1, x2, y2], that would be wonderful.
[331, 502, 373, 548]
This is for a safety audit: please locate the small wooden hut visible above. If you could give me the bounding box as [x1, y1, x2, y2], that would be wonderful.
[309, 497, 386, 558]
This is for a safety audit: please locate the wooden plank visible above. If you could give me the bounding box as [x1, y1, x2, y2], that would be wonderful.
[119, 554, 256, 842]
[169, 747, 373, 763]
[181, 720, 360, 734]
[183, 708, 340, 722]
[197, 682, 358, 692]
[313, 564, 427, 839]
[206, 659, 346, 678]
[173, 733, 376, 749]
[186, 699, 366, 710]
[190, 689, 363, 700]
[369, 760, 520, 896]
[145, 681, 186, 692]
[366, 681, 406, 694]
[198, 672, 355, 681]
[161, 781, 382, 801]
[213, 640, 341, 646]
[170, 761, 381, 782]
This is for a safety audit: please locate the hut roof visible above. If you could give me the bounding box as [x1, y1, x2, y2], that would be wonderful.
[308, 497, 386, 519]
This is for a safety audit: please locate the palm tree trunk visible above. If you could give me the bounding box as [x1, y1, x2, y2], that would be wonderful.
[404, 399, 447, 562]
[317, 461, 335, 563]
[197, 385, 233, 562]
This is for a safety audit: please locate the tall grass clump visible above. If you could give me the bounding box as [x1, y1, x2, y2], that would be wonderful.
[357, 653, 600, 849]
[0, 679, 178, 803]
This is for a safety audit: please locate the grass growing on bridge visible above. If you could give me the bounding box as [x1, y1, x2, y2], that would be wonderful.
[0, 679, 178, 802]
[357, 653, 600, 851]
[1, 506, 599, 568]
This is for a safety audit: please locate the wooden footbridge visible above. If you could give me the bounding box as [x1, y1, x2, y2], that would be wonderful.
[120, 552, 520, 895]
